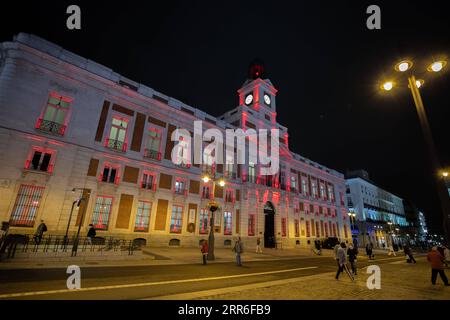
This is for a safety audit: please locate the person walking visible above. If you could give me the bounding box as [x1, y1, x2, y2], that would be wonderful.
[333, 243, 340, 266]
[427, 247, 449, 286]
[232, 237, 243, 266]
[256, 237, 263, 254]
[347, 243, 358, 275]
[365, 242, 374, 260]
[200, 240, 208, 265]
[87, 224, 96, 245]
[34, 220, 47, 245]
[335, 242, 347, 279]
[387, 244, 397, 256]
[404, 245, 416, 263]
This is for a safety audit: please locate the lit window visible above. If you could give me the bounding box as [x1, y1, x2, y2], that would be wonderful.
[248, 214, 255, 236]
[106, 117, 128, 152]
[302, 179, 307, 195]
[36, 92, 71, 136]
[92, 196, 113, 230]
[312, 182, 318, 198]
[320, 185, 325, 199]
[295, 219, 299, 237]
[282, 218, 287, 237]
[141, 171, 156, 190]
[134, 201, 151, 232]
[202, 186, 211, 199]
[199, 209, 209, 234]
[306, 221, 311, 237]
[170, 205, 183, 233]
[316, 221, 321, 237]
[144, 128, 162, 160]
[175, 179, 186, 195]
[25, 147, 56, 173]
[9, 184, 45, 227]
[290, 176, 297, 192]
[224, 211, 232, 235]
[225, 189, 234, 203]
[248, 162, 256, 183]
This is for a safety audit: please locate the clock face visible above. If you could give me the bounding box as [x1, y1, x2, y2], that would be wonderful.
[264, 94, 271, 105]
[245, 94, 253, 105]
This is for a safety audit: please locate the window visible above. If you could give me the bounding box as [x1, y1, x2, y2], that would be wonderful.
[344, 224, 348, 238]
[144, 128, 162, 160]
[281, 218, 287, 237]
[225, 162, 235, 178]
[106, 117, 128, 152]
[299, 202, 304, 212]
[302, 179, 308, 195]
[175, 179, 186, 195]
[36, 92, 71, 136]
[295, 219, 299, 237]
[224, 211, 232, 235]
[225, 189, 234, 203]
[100, 164, 120, 184]
[202, 186, 211, 199]
[170, 205, 183, 233]
[320, 220, 324, 236]
[320, 184, 325, 199]
[316, 221, 320, 237]
[141, 171, 156, 190]
[248, 162, 256, 183]
[25, 147, 55, 173]
[134, 201, 152, 232]
[332, 223, 337, 237]
[92, 196, 113, 230]
[324, 222, 329, 237]
[306, 221, 311, 237]
[312, 182, 318, 198]
[199, 209, 209, 234]
[9, 184, 45, 227]
[290, 175, 297, 192]
[248, 214, 255, 236]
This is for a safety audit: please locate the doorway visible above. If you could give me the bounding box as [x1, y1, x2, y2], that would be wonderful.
[264, 201, 275, 248]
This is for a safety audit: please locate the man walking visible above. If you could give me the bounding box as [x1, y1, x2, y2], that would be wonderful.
[200, 240, 208, 265]
[404, 245, 416, 263]
[256, 237, 263, 254]
[366, 242, 374, 260]
[347, 243, 358, 275]
[34, 220, 47, 245]
[333, 243, 340, 266]
[232, 237, 243, 266]
[335, 242, 347, 279]
[427, 247, 449, 286]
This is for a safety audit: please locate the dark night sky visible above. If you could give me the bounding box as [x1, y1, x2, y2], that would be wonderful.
[1, 1, 449, 232]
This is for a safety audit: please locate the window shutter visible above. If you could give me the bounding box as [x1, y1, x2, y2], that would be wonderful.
[116, 194, 134, 229]
[87, 158, 99, 176]
[235, 209, 240, 234]
[164, 124, 177, 160]
[189, 180, 200, 194]
[95, 101, 110, 141]
[123, 166, 139, 184]
[159, 173, 173, 189]
[154, 199, 169, 231]
[130, 112, 146, 152]
[235, 190, 240, 201]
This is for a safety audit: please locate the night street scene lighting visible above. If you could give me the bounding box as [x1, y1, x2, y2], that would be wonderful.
[0, 0, 449, 315]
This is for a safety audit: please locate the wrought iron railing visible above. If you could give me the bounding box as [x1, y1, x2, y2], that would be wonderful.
[36, 119, 66, 136]
[106, 138, 127, 152]
[144, 149, 161, 161]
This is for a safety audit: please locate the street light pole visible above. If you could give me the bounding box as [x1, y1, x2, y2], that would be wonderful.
[407, 75, 450, 245]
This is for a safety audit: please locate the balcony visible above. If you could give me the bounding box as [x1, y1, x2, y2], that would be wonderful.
[35, 119, 66, 136]
[144, 149, 161, 161]
[174, 188, 188, 196]
[105, 138, 127, 152]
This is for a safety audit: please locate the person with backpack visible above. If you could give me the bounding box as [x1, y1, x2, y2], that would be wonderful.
[200, 240, 208, 265]
[34, 220, 47, 245]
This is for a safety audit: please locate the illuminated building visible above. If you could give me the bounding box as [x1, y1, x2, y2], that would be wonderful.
[0, 33, 351, 248]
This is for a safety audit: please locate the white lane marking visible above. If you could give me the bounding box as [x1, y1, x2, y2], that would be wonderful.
[0, 266, 318, 299]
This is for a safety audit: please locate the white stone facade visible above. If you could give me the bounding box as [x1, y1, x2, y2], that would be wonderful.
[0, 33, 351, 248]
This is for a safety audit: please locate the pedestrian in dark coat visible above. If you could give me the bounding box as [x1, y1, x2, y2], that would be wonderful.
[404, 245, 416, 263]
[366, 242, 374, 260]
[427, 247, 449, 286]
[335, 242, 347, 279]
[232, 237, 243, 266]
[87, 224, 96, 245]
[34, 220, 47, 245]
[200, 240, 208, 265]
[347, 244, 358, 275]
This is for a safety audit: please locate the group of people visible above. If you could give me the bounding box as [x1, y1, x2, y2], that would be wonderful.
[200, 236, 245, 266]
[334, 242, 358, 279]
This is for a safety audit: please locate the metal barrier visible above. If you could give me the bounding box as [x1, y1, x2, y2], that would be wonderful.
[0, 234, 141, 260]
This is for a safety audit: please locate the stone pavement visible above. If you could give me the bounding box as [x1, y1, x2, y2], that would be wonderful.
[192, 256, 450, 300]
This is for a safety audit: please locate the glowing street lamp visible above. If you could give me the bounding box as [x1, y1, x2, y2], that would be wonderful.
[379, 57, 450, 245]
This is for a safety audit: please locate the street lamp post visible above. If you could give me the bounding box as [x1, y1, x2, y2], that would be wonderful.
[381, 59, 450, 245]
[202, 175, 225, 261]
[64, 188, 85, 248]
